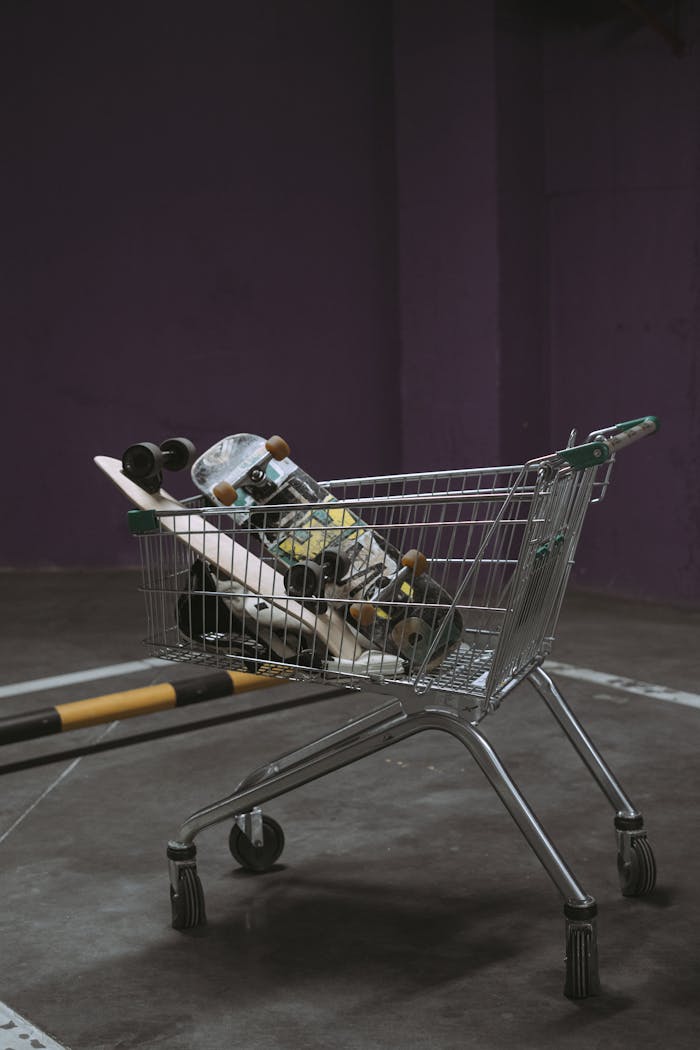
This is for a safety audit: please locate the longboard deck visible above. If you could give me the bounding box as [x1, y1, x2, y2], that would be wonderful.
[94, 455, 363, 661]
[191, 435, 463, 668]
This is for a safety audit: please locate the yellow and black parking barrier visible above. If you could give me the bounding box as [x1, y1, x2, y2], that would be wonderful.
[0, 670, 280, 746]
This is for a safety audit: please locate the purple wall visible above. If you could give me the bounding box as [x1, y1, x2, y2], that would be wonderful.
[394, 2, 501, 471]
[542, 6, 700, 603]
[496, 3, 549, 464]
[2, 0, 400, 567]
[2, 1, 698, 605]
[393, 2, 548, 472]
[393, 1, 698, 604]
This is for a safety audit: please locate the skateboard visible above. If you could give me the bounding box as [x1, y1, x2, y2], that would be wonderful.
[95, 448, 395, 677]
[191, 434, 464, 671]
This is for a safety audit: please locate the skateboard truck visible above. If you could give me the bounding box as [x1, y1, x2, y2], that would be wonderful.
[212, 435, 290, 507]
[349, 549, 428, 626]
[122, 438, 196, 494]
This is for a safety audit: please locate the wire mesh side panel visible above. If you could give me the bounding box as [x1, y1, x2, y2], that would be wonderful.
[482, 463, 599, 709]
[324, 465, 533, 708]
[137, 513, 317, 679]
[132, 459, 602, 713]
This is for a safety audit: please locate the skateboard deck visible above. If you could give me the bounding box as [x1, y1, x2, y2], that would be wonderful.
[95, 455, 369, 669]
[191, 435, 463, 670]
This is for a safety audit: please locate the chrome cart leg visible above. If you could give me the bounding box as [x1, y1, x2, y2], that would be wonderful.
[447, 714, 600, 999]
[167, 700, 599, 996]
[529, 666, 657, 897]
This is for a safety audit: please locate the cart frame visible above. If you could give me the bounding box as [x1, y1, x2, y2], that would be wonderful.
[127, 417, 659, 999]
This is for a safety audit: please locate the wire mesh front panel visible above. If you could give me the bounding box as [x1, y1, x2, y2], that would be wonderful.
[135, 459, 602, 717]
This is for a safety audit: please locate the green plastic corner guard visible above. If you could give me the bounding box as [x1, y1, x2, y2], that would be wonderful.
[557, 441, 611, 470]
[535, 532, 565, 560]
[127, 509, 160, 535]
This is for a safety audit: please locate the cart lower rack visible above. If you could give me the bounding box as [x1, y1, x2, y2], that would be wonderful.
[127, 416, 659, 999]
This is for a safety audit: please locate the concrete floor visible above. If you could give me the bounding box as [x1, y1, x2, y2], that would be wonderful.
[0, 571, 699, 1049]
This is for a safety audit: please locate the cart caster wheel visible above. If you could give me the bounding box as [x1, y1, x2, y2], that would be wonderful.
[618, 835, 657, 897]
[229, 815, 285, 872]
[160, 437, 196, 471]
[213, 481, 238, 506]
[564, 924, 600, 999]
[564, 899, 600, 999]
[265, 435, 290, 460]
[170, 865, 207, 930]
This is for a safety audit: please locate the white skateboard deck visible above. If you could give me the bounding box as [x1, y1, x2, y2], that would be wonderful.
[95, 455, 364, 661]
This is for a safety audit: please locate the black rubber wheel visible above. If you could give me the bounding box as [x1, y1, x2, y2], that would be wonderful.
[314, 550, 351, 584]
[284, 561, 324, 598]
[122, 441, 163, 480]
[170, 865, 207, 929]
[564, 924, 599, 999]
[229, 815, 285, 872]
[160, 437, 196, 472]
[618, 836, 657, 897]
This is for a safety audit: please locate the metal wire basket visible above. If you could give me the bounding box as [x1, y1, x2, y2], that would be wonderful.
[134, 425, 621, 719]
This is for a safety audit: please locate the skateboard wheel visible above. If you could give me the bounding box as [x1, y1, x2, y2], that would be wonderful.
[285, 561, 324, 598]
[265, 435, 290, 461]
[391, 616, 428, 652]
[401, 550, 428, 577]
[160, 437, 196, 472]
[213, 482, 238, 506]
[350, 602, 376, 627]
[122, 442, 163, 480]
[314, 550, 351, 584]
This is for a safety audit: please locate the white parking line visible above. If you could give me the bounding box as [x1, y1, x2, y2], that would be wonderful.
[546, 661, 700, 710]
[0, 658, 168, 699]
[0, 722, 119, 847]
[0, 1000, 70, 1049]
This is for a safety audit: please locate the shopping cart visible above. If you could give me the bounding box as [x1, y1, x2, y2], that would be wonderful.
[127, 416, 659, 999]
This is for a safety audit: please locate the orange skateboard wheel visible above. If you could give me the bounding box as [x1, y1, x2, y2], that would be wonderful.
[213, 482, 238, 506]
[349, 602, 376, 627]
[265, 435, 290, 460]
[401, 550, 428, 577]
